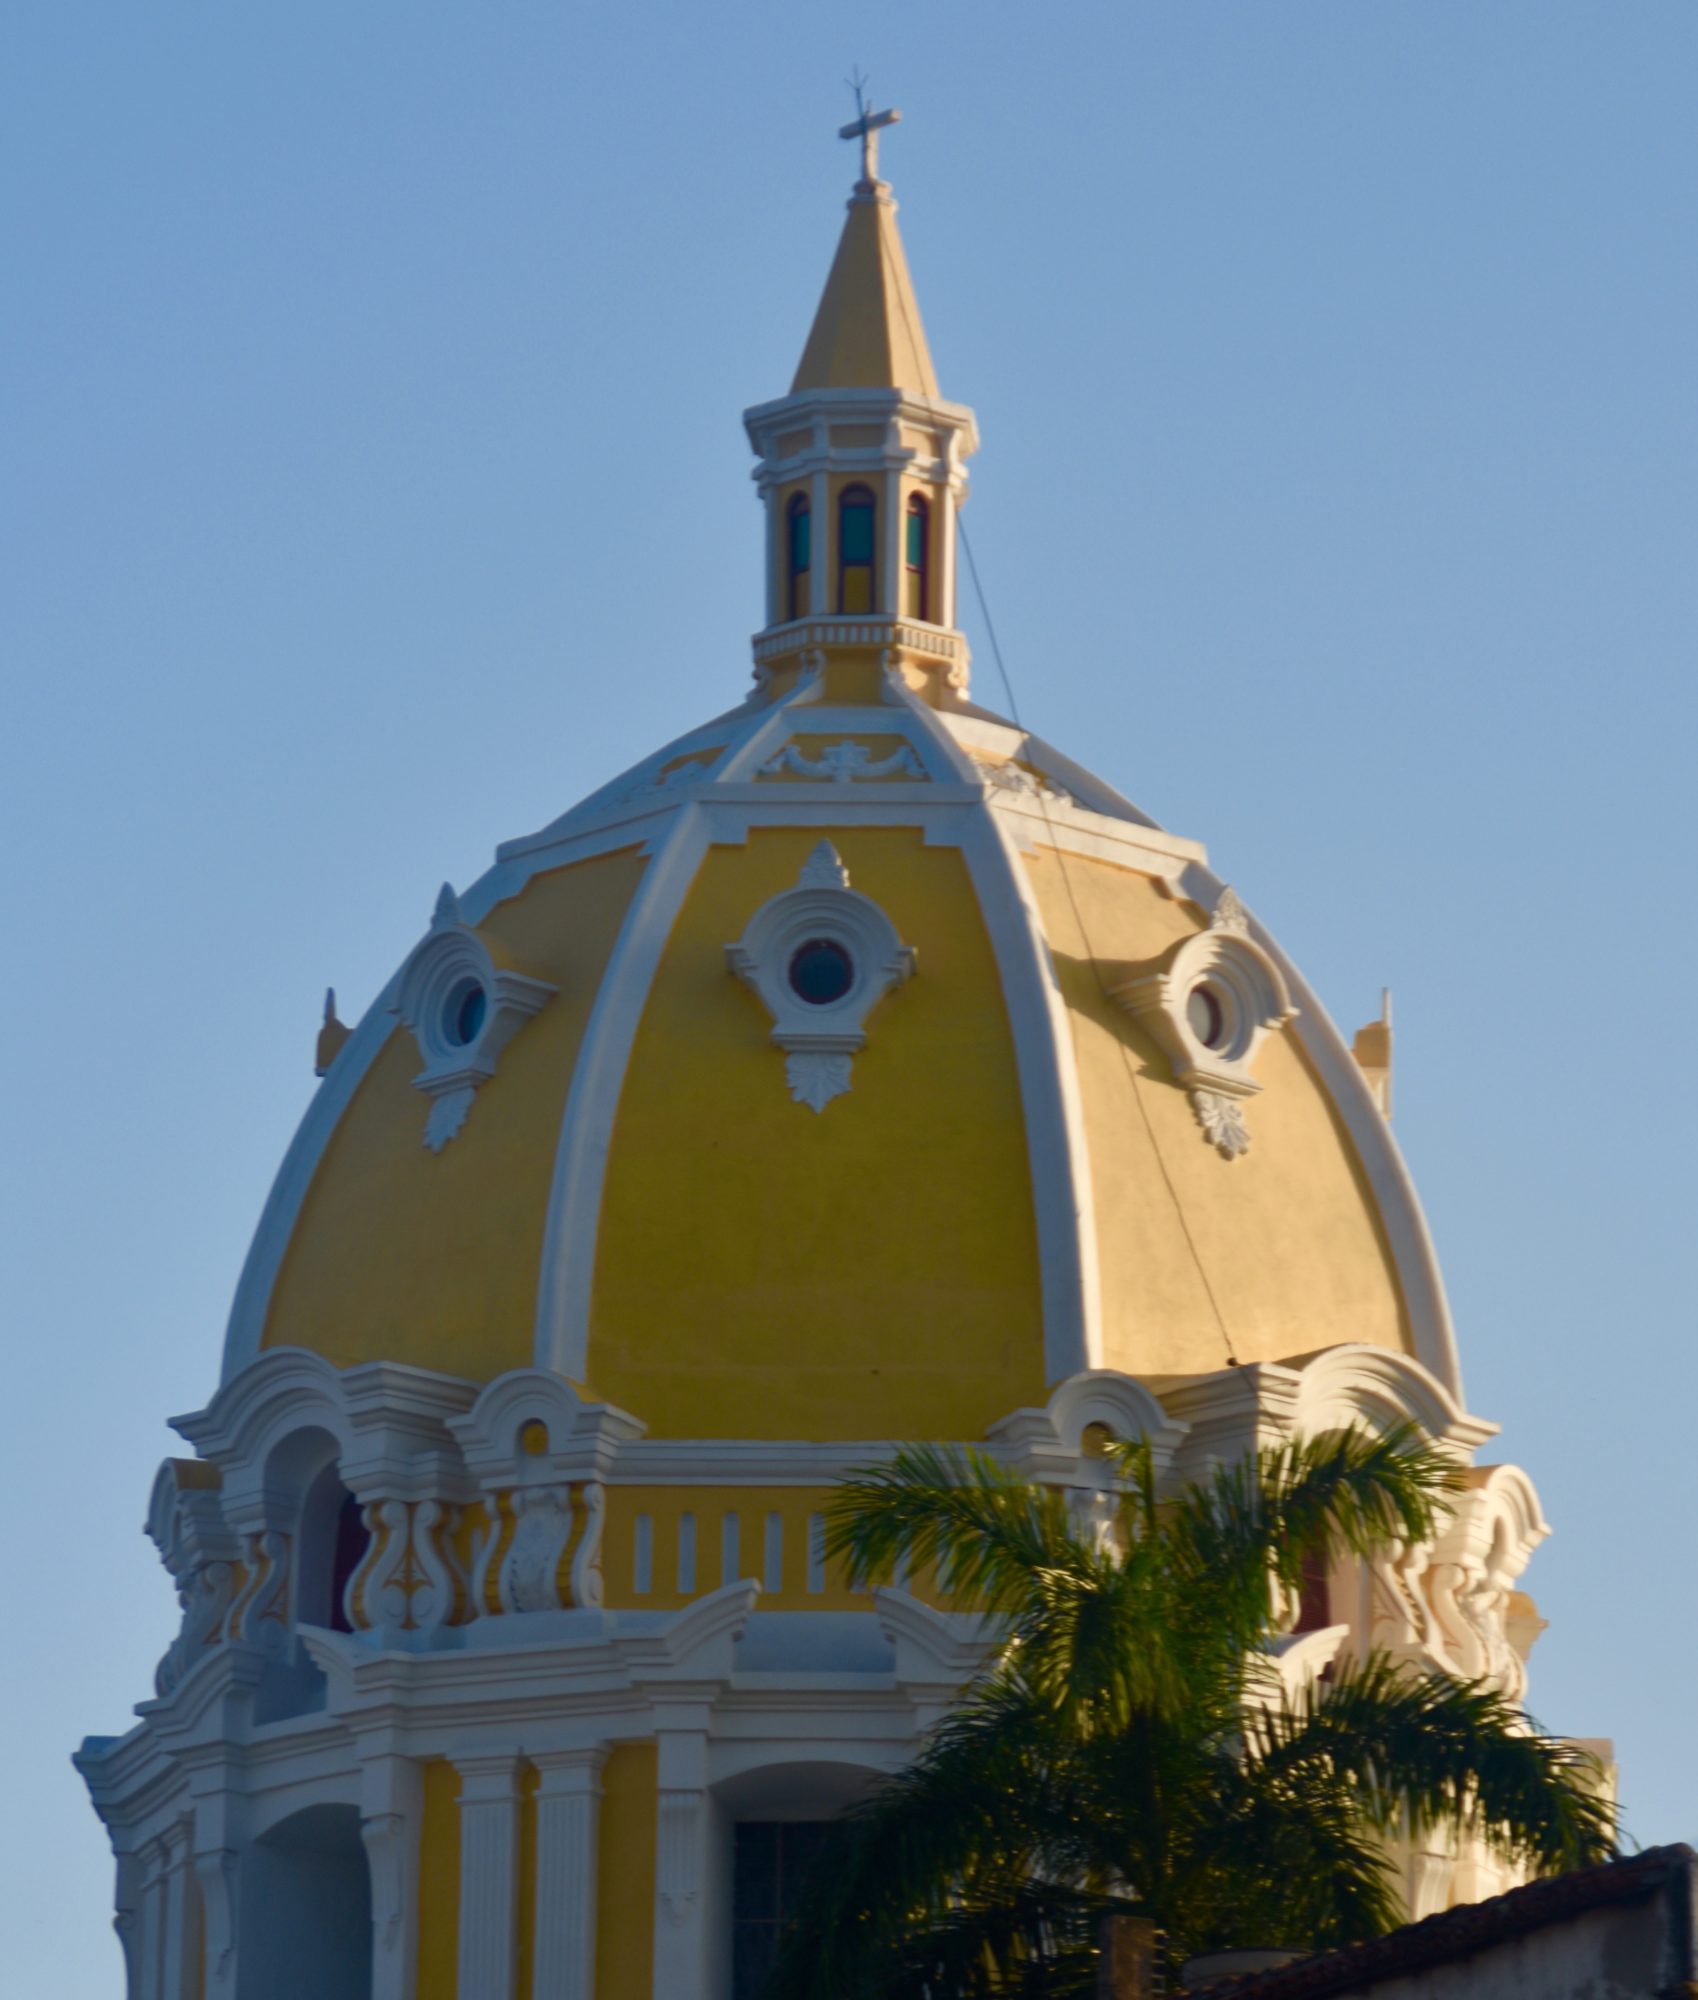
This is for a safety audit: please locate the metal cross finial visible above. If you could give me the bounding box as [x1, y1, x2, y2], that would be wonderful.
[840, 72, 900, 186]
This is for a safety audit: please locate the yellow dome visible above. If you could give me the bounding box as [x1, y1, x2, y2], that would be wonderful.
[228, 670, 1455, 1439]
[222, 139, 1458, 1443]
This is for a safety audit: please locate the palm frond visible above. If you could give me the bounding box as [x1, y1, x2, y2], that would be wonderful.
[1247, 1652, 1616, 1873]
[1165, 1426, 1460, 1643]
[825, 1445, 1090, 1619]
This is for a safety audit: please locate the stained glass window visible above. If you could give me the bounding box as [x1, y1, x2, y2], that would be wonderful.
[904, 492, 930, 620]
[838, 486, 876, 613]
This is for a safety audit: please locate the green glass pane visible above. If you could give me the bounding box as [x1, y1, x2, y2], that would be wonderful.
[840, 503, 874, 562]
[906, 511, 925, 566]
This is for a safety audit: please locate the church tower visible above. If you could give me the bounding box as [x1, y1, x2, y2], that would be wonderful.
[79, 109, 1567, 2000]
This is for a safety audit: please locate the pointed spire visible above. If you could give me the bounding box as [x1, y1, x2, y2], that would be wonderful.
[791, 100, 939, 397]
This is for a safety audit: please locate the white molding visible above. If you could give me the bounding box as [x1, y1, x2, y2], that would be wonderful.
[358, 1755, 422, 2000]
[989, 1370, 1190, 1477]
[530, 667, 816, 1380]
[392, 884, 556, 1152]
[725, 840, 915, 1112]
[1173, 860, 1464, 1398]
[1289, 1344, 1496, 1460]
[532, 803, 715, 1380]
[758, 737, 926, 783]
[447, 1369, 645, 1485]
[218, 972, 402, 1383]
[876, 675, 1109, 1381]
[1114, 888, 1298, 1161]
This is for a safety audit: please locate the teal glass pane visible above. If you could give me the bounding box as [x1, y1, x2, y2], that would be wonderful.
[789, 510, 810, 573]
[840, 502, 874, 562]
[906, 510, 925, 566]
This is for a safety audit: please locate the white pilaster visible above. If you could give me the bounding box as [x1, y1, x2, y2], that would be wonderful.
[810, 461, 830, 614]
[189, 1847, 239, 1999]
[532, 1748, 605, 2000]
[651, 1720, 713, 2000]
[113, 1848, 144, 2000]
[882, 464, 903, 615]
[360, 1753, 424, 2000]
[937, 468, 958, 627]
[137, 1835, 169, 2000]
[455, 1753, 522, 2000]
[158, 1821, 200, 2000]
[189, 1779, 244, 2000]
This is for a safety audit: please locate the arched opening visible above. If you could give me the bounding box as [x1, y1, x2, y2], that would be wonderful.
[715, 1760, 884, 2000]
[903, 491, 930, 620]
[252, 1427, 367, 1722]
[240, 1803, 371, 2000]
[785, 492, 810, 621]
[296, 1458, 369, 1635]
[837, 485, 876, 613]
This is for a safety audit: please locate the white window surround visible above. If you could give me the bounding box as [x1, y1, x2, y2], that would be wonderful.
[392, 884, 556, 1152]
[725, 841, 915, 1112]
[1113, 887, 1295, 1159]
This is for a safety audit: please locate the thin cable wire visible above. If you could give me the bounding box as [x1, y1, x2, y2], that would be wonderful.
[872, 199, 1238, 1362]
[957, 523, 1239, 1366]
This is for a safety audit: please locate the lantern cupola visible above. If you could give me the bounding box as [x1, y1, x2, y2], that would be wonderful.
[743, 102, 980, 703]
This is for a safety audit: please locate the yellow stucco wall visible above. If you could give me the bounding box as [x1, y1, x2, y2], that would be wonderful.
[417, 1760, 461, 2000]
[596, 1743, 658, 2000]
[262, 848, 648, 1377]
[1024, 848, 1412, 1376]
[602, 1485, 868, 1611]
[586, 827, 1047, 1439]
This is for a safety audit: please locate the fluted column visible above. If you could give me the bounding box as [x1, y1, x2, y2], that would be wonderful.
[532, 1748, 605, 2000]
[455, 1753, 522, 2000]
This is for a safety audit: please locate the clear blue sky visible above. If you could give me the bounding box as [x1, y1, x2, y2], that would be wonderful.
[4, 4, 1694, 1988]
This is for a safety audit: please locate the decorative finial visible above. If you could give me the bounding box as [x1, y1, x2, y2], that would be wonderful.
[432, 882, 463, 930]
[315, 987, 352, 1078]
[840, 70, 900, 189]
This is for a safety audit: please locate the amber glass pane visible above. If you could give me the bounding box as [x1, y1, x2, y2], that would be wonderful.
[904, 568, 923, 618]
[841, 566, 872, 614]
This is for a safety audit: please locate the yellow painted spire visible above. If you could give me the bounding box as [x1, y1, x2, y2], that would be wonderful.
[791, 99, 940, 398]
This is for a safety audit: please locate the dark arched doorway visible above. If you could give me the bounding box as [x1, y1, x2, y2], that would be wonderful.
[240, 1803, 371, 2000]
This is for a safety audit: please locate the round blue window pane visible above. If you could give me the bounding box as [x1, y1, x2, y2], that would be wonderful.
[787, 939, 854, 1007]
[449, 981, 487, 1046]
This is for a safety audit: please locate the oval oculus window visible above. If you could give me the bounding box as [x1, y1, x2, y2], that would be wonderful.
[446, 978, 488, 1047]
[787, 938, 855, 1007]
[1186, 983, 1226, 1050]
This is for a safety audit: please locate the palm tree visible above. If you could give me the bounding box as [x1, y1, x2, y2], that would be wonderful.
[763, 1425, 1613, 1999]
